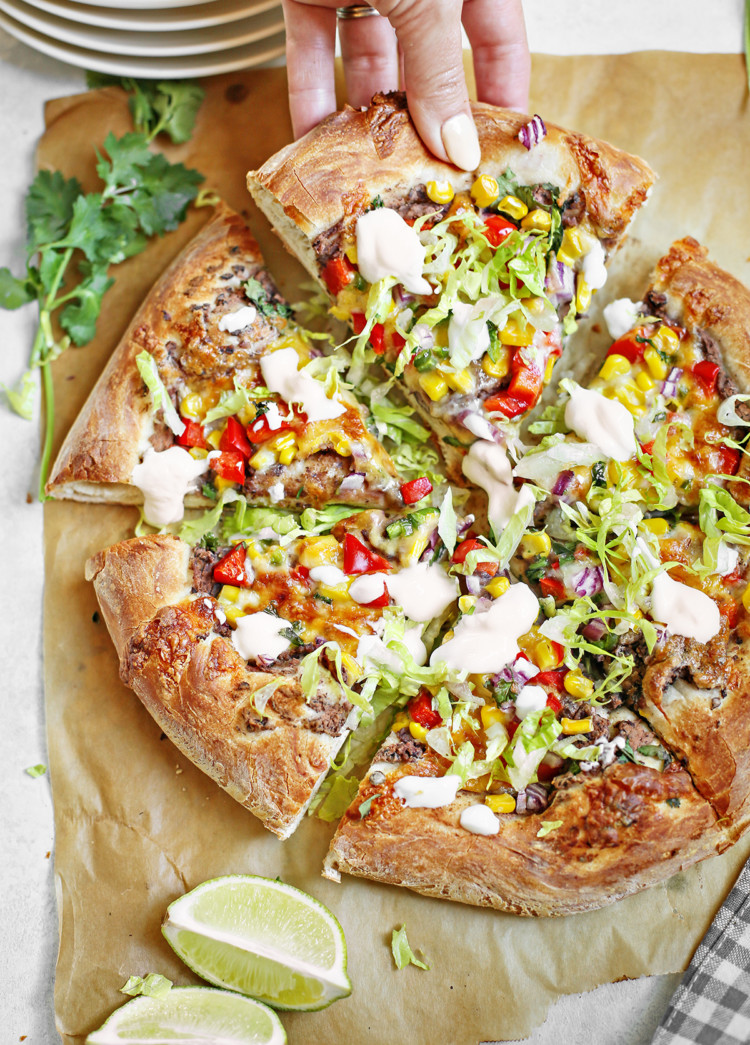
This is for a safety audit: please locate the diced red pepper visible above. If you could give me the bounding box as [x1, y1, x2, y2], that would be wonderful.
[219, 415, 252, 459]
[484, 355, 543, 417]
[176, 418, 207, 449]
[391, 331, 406, 352]
[360, 586, 390, 608]
[291, 565, 310, 584]
[483, 393, 527, 419]
[369, 322, 386, 355]
[211, 450, 245, 484]
[607, 332, 646, 364]
[537, 760, 560, 783]
[483, 214, 516, 247]
[720, 599, 741, 629]
[322, 255, 355, 296]
[506, 718, 520, 739]
[246, 409, 302, 445]
[723, 568, 743, 587]
[717, 445, 741, 476]
[539, 576, 566, 601]
[640, 440, 655, 457]
[351, 311, 367, 334]
[535, 668, 568, 691]
[452, 537, 497, 575]
[691, 360, 720, 396]
[343, 533, 392, 575]
[545, 691, 563, 714]
[408, 691, 442, 730]
[400, 476, 433, 505]
[213, 544, 251, 587]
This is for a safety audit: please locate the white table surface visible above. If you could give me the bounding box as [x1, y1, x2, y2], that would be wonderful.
[0, 2, 745, 1041]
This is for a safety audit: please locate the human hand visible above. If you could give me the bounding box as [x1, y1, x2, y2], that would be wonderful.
[282, 0, 530, 170]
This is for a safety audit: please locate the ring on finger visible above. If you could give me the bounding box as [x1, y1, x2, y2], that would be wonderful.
[336, 4, 379, 19]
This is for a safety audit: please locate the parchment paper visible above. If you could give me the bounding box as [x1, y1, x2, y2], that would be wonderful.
[43, 54, 750, 1045]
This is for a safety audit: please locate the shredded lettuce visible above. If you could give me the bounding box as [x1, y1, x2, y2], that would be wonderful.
[135, 350, 184, 436]
[504, 707, 561, 791]
[391, 925, 430, 971]
[370, 397, 430, 445]
[536, 820, 562, 838]
[314, 775, 360, 822]
[120, 974, 172, 999]
[696, 484, 750, 576]
[437, 487, 458, 556]
[717, 393, 750, 427]
[390, 441, 443, 485]
[178, 489, 240, 545]
[202, 382, 271, 424]
[445, 740, 475, 785]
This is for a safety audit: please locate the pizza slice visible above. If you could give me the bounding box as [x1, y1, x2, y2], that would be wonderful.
[248, 93, 654, 481]
[86, 497, 464, 838]
[323, 571, 721, 915]
[47, 203, 404, 526]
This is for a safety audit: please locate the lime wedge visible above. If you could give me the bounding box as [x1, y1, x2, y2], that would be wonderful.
[162, 875, 352, 1012]
[85, 985, 286, 1044]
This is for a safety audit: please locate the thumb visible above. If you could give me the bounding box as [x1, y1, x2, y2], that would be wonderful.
[382, 0, 481, 171]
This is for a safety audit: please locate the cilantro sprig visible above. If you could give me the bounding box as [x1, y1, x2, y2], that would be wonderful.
[0, 80, 207, 497]
[85, 73, 205, 145]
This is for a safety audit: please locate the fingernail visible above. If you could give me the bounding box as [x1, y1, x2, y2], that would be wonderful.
[441, 113, 481, 171]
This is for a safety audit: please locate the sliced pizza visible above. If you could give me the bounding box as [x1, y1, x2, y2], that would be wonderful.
[86, 497, 464, 838]
[47, 203, 404, 525]
[248, 93, 654, 481]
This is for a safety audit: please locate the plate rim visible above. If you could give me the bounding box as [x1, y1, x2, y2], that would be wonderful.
[17, 0, 281, 32]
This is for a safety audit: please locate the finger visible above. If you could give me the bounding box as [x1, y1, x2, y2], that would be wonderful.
[385, 0, 480, 170]
[462, 0, 530, 112]
[283, 0, 338, 139]
[339, 10, 400, 109]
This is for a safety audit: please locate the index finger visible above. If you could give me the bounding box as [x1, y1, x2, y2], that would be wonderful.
[462, 0, 530, 111]
[283, 0, 338, 139]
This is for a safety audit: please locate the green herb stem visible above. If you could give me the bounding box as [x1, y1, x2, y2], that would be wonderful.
[38, 358, 55, 501]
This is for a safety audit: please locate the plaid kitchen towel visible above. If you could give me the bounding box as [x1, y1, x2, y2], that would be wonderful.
[651, 858, 750, 1045]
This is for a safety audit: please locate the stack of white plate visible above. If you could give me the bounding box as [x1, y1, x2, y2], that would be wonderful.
[0, 0, 286, 77]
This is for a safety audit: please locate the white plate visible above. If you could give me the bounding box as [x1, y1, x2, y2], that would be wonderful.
[0, 0, 284, 54]
[0, 8, 286, 73]
[43, 0, 218, 8]
[19, 0, 279, 32]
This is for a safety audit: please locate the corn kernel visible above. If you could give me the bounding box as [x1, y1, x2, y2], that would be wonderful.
[544, 355, 556, 384]
[598, 354, 631, 381]
[557, 227, 584, 266]
[480, 705, 506, 729]
[392, 712, 409, 733]
[318, 581, 350, 602]
[405, 534, 429, 563]
[635, 371, 655, 391]
[521, 532, 552, 558]
[426, 180, 455, 205]
[652, 324, 680, 355]
[561, 716, 593, 734]
[340, 652, 362, 682]
[642, 517, 670, 536]
[496, 194, 528, 220]
[219, 585, 241, 603]
[419, 371, 449, 401]
[575, 277, 592, 313]
[613, 386, 645, 416]
[278, 446, 296, 466]
[499, 318, 535, 346]
[188, 447, 209, 461]
[533, 638, 562, 671]
[563, 671, 594, 700]
[409, 721, 429, 742]
[299, 535, 340, 568]
[344, 243, 358, 264]
[222, 604, 246, 625]
[486, 576, 510, 599]
[237, 404, 256, 426]
[643, 346, 668, 381]
[329, 304, 350, 322]
[180, 392, 204, 421]
[206, 429, 222, 450]
[249, 447, 275, 471]
[607, 459, 640, 485]
[482, 349, 511, 378]
[214, 475, 237, 493]
[445, 367, 474, 394]
[244, 539, 261, 560]
[471, 173, 500, 209]
[742, 585, 750, 613]
[458, 594, 477, 613]
[485, 793, 516, 814]
[521, 208, 552, 232]
[267, 430, 296, 453]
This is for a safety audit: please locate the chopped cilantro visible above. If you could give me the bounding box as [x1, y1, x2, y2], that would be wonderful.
[201, 482, 217, 501]
[617, 739, 637, 763]
[524, 555, 550, 582]
[638, 743, 669, 760]
[358, 793, 381, 818]
[353, 272, 367, 292]
[666, 797, 681, 808]
[200, 532, 218, 552]
[313, 592, 333, 605]
[592, 461, 607, 488]
[244, 277, 293, 319]
[369, 194, 384, 209]
[85, 74, 204, 144]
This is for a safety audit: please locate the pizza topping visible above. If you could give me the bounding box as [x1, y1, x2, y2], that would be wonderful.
[462, 440, 536, 536]
[356, 627, 428, 674]
[580, 237, 608, 291]
[385, 562, 459, 623]
[309, 565, 348, 587]
[447, 300, 492, 366]
[218, 304, 257, 332]
[343, 534, 392, 575]
[231, 610, 292, 662]
[348, 573, 389, 606]
[131, 446, 213, 527]
[355, 208, 432, 295]
[399, 476, 433, 505]
[517, 114, 547, 150]
[213, 544, 254, 588]
[260, 347, 345, 423]
[393, 774, 460, 809]
[603, 298, 642, 341]
[564, 383, 636, 461]
[136, 350, 185, 437]
[459, 803, 500, 836]
[650, 570, 721, 644]
[431, 582, 539, 673]
[514, 684, 549, 719]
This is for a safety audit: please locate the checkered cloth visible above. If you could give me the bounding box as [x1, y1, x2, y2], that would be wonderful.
[651, 858, 750, 1045]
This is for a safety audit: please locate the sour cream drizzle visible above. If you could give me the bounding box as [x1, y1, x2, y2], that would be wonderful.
[218, 305, 257, 332]
[260, 347, 344, 423]
[385, 562, 459, 623]
[462, 440, 535, 535]
[231, 611, 292, 662]
[430, 583, 539, 673]
[564, 384, 636, 462]
[131, 446, 213, 528]
[355, 208, 432, 295]
[393, 774, 460, 809]
[349, 573, 388, 604]
[459, 804, 500, 836]
[650, 571, 721, 644]
[603, 298, 641, 341]
[356, 626, 427, 673]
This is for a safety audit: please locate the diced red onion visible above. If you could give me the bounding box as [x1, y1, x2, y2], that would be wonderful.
[411, 323, 434, 350]
[337, 473, 365, 494]
[552, 469, 574, 496]
[581, 617, 607, 641]
[494, 655, 540, 688]
[457, 515, 475, 537]
[516, 782, 549, 814]
[458, 410, 503, 443]
[571, 565, 603, 598]
[465, 574, 483, 595]
[661, 367, 683, 399]
[256, 654, 275, 668]
[419, 528, 440, 561]
[518, 114, 547, 150]
[545, 259, 575, 304]
[394, 286, 415, 307]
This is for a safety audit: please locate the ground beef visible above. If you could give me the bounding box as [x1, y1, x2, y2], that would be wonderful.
[380, 727, 426, 763]
[697, 327, 750, 419]
[393, 185, 450, 224]
[616, 717, 657, 752]
[190, 546, 222, 596]
[306, 693, 351, 736]
[312, 220, 345, 266]
[643, 289, 669, 320]
[561, 190, 585, 227]
[531, 185, 555, 208]
[149, 422, 175, 452]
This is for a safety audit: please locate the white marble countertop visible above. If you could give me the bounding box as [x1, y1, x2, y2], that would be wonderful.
[0, 2, 745, 1041]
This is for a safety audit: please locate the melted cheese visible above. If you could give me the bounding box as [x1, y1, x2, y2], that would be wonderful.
[260, 347, 344, 422]
[218, 305, 257, 332]
[603, 298, 641, 341]
[355, 208, 432, 295]
[564, 384, 635, 462]
[131, 446, 212, 528]
[231, 611, 292, 662]
[650, 571, 721, 644]
[459, 804, 500, 836]
[385, 562, 459, 623]
[462, 440, 535, 535]
[430, 583, 539, 673]
[393, 774, 460, 809]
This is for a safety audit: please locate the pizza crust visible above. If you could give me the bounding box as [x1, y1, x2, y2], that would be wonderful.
[86, 534, 352, 839]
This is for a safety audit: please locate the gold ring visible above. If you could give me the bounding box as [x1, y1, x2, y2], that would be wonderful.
[336, 4, 379, 19]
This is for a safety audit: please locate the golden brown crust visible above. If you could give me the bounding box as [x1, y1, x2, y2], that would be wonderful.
[324, 762, 720, 916]
[648, 237, 750, 396]
[248, 92, 655, 276]
[86, 534, 352, 839]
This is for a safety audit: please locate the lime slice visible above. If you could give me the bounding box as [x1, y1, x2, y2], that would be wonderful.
[162, 875, 351, 1012]
[85, 985, 286, 1044]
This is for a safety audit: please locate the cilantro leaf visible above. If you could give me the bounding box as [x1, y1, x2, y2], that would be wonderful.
[0, 267, 36, 309]
[358, 793, 381, 818]
[59, 266, 113, 345]
[391, 925, 430, 971]
[86, 74, 205, 144]
[26, 169, 82, 250]
[245, 277, 293, 319]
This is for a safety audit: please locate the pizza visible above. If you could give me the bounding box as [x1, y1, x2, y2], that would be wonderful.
[247, 92, 654, 486]
[47, 203, 404, 526]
